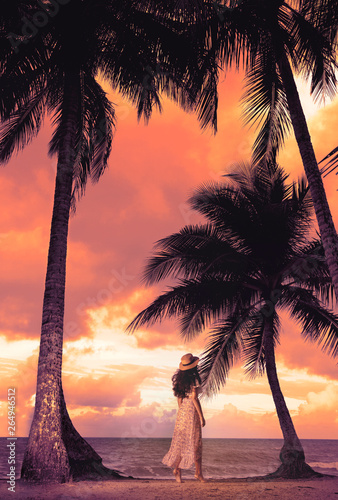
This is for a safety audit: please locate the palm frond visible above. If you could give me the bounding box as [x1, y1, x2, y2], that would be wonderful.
[242, 49, 292, 164]
[319, 146, 338, 177]
[0, 63, 47, 121]
[48, 72, 115, 201]
[0, 90, 46, 164]
[281, 176, 313, 253]
[199, 316, 244, 397]
[241, 312, 266, 379]
[99, 2, 220, 130]
[242, 311, 280, 379]
[178, 278, 251, 339]
[127, 276, 251, 340]
[188, 180, 257, 248]
[226, 160, 290, 206]
[72, 75, 115, 199]
[100, 5, 185, 122]
[143, 224, 250, 284]
[286, 5, 337, 102]
[199, 289, 266, 396]
[299, 0, 338, 49]
[214, 0, 261, 72]
[282, 238, 335, 306]
[191, 164, 313, 272]
[192, 61, 219, 131]
[280, 285, 338, 357]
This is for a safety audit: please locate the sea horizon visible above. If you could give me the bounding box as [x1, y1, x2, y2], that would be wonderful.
[1, 437, 337, 481]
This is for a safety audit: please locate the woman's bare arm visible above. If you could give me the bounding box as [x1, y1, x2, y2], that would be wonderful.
[192, 389, 206, 427]
[177, 397, 183, 408]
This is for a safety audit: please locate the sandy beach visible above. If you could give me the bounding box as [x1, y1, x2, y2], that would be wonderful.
[0, 476, 337, 500]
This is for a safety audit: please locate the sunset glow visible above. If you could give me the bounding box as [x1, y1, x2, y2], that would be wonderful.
[1, 71, 337, 440]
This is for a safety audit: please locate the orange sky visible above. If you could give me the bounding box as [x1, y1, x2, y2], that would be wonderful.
[0, 71, 337, 440]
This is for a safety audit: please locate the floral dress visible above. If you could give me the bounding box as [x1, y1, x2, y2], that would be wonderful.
[162, 387, 202, 469]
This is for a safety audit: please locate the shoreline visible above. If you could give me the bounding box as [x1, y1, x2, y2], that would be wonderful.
[0, 475, 337, 499]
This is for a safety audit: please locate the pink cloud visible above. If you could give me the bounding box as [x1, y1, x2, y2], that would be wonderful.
[63, 365, 153, 409]
[69, 403, 176, 438]
[1, 68, 338, 442]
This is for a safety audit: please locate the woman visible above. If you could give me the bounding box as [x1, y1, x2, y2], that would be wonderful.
[162, 353, 207, 483]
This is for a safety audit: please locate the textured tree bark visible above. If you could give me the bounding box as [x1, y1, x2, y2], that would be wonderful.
[60, 392, 125, 480]
[263, 320, 319, 478]
[21, 70, 124, 482]
[277, 50, 338, 299]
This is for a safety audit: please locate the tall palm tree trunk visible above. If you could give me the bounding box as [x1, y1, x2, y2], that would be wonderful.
[21, 71, 122, 482]
[263, 319, 318, 478]
[21, 76, 75, 480]
[277, 50, 338, 298]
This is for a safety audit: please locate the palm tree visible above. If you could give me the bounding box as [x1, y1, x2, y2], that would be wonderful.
[0, 0, 217, 483]
[182, 0, 338, 297]
[127, 161, 338, 478]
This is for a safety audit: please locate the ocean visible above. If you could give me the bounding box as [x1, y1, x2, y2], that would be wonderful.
[0, 437, 337, 480]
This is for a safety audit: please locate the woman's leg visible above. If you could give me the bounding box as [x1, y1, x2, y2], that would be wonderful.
[194, 457, 207, 482]
[173, 466, 182, 483]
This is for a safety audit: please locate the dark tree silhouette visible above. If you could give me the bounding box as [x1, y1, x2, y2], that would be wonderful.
[178, 0, 338, 298]
[128, 161, 338, 478]
[0, 0, 217, 482]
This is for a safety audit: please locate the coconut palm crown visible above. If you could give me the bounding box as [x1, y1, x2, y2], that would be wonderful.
[128, 161, 338, 477]
[0, 0, 217, 196]
[173, 0, 338, 298]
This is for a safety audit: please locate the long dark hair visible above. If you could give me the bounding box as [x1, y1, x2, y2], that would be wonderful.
[172, 367, 201, 399]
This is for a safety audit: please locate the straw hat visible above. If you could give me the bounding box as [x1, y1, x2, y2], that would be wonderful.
[179, 353, 199, 371]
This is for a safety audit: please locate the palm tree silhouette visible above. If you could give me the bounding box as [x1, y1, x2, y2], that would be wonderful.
[187, 0, 338, 297]
[128, 161, 338, 478]
[0, 0, 216, 482]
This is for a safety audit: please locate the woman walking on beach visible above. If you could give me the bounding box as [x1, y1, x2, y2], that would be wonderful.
[162, 353, 206, 483]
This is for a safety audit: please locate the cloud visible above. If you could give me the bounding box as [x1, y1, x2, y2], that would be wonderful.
[298, 385, 338, 415]
[0, 354, 38, 402]
[0, 227, 48, 282]
[0, 352, 39, 436]
[0, 345, 337, 440]
[290, 385, 338, 439]
[204, 386, 338, 439]
[1, 69, 338, 442]
[69, 403, 176, 439]
[276, 314, 338, 380]
[82, 288, 207, 352]
[63, 365, 153, 409]
[204, 403, 281, 439]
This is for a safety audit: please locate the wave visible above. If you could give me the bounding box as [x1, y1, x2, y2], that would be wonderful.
[309, 462, 338, 470]
[1, 438, 337, 480]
